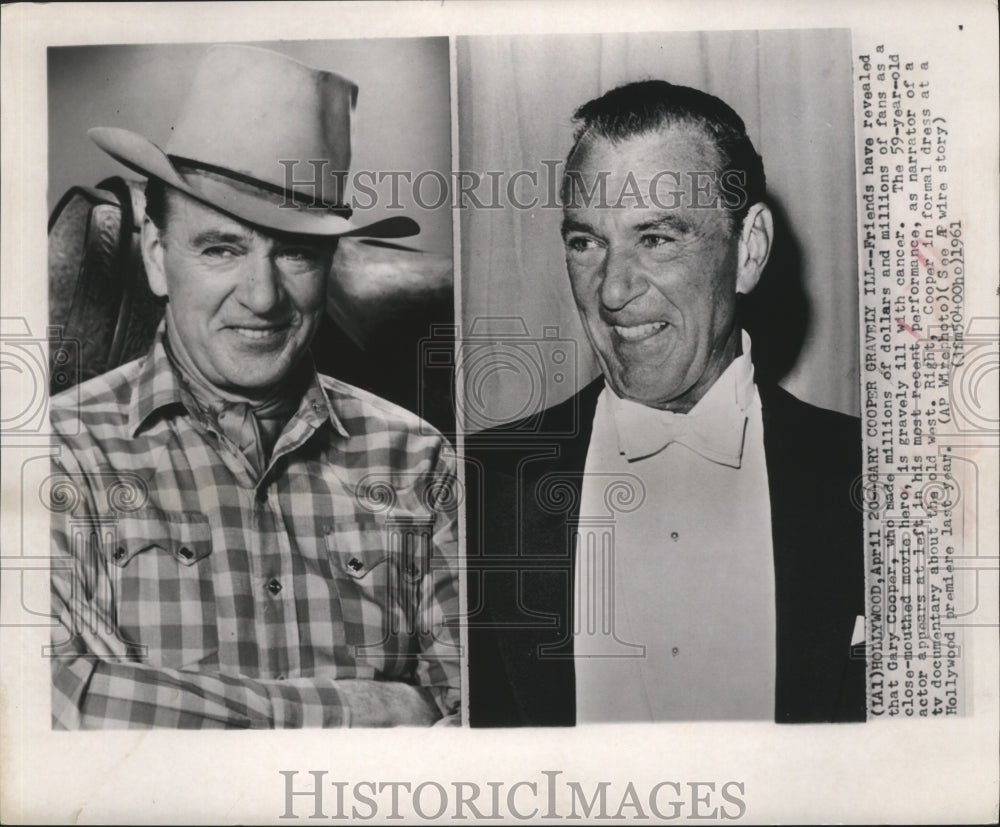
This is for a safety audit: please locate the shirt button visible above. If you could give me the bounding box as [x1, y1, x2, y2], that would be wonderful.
[670, 531, 680, 541]
[114, 546, 126, 560]
[266, 578, 282, 595]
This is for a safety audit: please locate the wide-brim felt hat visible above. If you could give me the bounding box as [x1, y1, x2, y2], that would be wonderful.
[90, 44, 419, 239]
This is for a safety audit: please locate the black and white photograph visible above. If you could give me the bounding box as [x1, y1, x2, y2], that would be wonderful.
[44, 38, 460, 729]
[460, 30, 866, 726]
[0, 2, 996, 824]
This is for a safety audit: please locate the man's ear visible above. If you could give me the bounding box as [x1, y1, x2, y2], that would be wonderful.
[735, 202, 773, 295]
[141, 216, 169, 298]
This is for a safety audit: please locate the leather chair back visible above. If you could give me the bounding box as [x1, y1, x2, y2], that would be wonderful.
[48, 177, 164, 395]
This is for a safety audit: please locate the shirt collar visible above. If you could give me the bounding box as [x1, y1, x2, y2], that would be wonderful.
[301, 366, 350, 438]
[684, 329, 756, 419]
[127, 323, 349, 438]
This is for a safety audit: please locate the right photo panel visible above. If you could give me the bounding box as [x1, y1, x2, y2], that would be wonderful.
[457, 30, 863, 726]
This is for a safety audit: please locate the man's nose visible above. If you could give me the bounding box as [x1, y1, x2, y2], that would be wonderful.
[599, 246, 646, 310]
[238, 254, 283, 314]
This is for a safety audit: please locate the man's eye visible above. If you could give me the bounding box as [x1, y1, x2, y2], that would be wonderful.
[279, 248, 317, 262]
[278, 247, 328, 266]
[640, 234, 675, 248]
[565, 236, 600, 253]
[202, 246, 238, 259]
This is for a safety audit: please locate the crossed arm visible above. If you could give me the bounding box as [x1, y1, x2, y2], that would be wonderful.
[51, 654, 443, 728]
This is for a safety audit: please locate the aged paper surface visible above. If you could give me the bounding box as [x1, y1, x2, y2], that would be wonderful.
[2, 1, 997, 823]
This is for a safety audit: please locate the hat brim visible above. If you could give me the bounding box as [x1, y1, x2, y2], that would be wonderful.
[89, 127, 420, 239]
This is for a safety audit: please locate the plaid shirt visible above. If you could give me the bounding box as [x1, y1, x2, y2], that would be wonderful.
[49, 329, 460, 728]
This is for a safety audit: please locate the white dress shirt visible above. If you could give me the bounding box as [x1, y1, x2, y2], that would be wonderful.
[574, 333, 776, 721]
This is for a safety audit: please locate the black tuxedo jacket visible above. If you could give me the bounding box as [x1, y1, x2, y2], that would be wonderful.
[465, 378, 866, 726]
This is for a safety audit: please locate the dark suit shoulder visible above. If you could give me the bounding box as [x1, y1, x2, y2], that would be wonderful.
[469, 378, 603, 440]
[759, 383, 861, 472]
[464, 378, 603, 471]
[760, 382, 859, 430]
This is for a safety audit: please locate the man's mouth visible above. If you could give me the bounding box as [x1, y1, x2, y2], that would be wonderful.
[612, 321, 668, 342]
[228, 324, 290, 341]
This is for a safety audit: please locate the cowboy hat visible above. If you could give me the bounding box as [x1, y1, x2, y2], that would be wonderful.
[89, 44, 419, 238]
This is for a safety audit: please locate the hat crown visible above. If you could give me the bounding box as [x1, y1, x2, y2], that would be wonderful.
[165, 45, 357, 204]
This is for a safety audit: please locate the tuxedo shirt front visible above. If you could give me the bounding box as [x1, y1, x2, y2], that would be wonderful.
[466, 360, 867, 727]
[575, 342, 776, 721]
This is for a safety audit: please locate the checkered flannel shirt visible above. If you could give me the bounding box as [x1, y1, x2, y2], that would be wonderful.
[49, 329, 460, 728]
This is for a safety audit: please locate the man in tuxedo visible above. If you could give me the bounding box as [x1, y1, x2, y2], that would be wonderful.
[466, 80, 865, 725]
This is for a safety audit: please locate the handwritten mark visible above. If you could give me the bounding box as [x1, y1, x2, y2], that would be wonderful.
[896, 318, 923, 339]
[914, 241, 933, 271]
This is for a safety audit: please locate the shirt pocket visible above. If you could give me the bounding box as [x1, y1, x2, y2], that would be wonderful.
[324, 518, 433, 659]
[110, 509, 213, 567]
[107, 508, 218, 670]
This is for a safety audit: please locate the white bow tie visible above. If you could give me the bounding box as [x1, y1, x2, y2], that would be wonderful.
[612, 397, 748, 468]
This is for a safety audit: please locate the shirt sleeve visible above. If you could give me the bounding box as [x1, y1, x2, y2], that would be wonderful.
[411, 441, 462, 719]
[51, 657, 351, 729]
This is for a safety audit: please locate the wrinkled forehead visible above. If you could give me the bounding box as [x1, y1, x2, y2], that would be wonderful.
[161, 186, 336, 249]
[562, 124, 727, 212]
[162, 186, 248, 230]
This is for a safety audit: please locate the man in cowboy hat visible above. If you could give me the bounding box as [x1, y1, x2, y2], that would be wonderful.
[49, 45, 460, 728]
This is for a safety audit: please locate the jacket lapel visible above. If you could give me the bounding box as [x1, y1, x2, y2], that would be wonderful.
[489, 379, 603, 725]
[760, 383, 866, 722]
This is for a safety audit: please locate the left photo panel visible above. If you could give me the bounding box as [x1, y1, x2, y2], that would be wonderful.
[43, 38, 461, 729]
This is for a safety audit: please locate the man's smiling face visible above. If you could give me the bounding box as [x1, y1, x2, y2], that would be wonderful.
[143, 190, 335, 401]
[561, 124, 751, 412]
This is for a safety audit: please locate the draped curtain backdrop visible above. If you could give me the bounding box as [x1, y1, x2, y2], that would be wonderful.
[458, 30, 858, 428]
